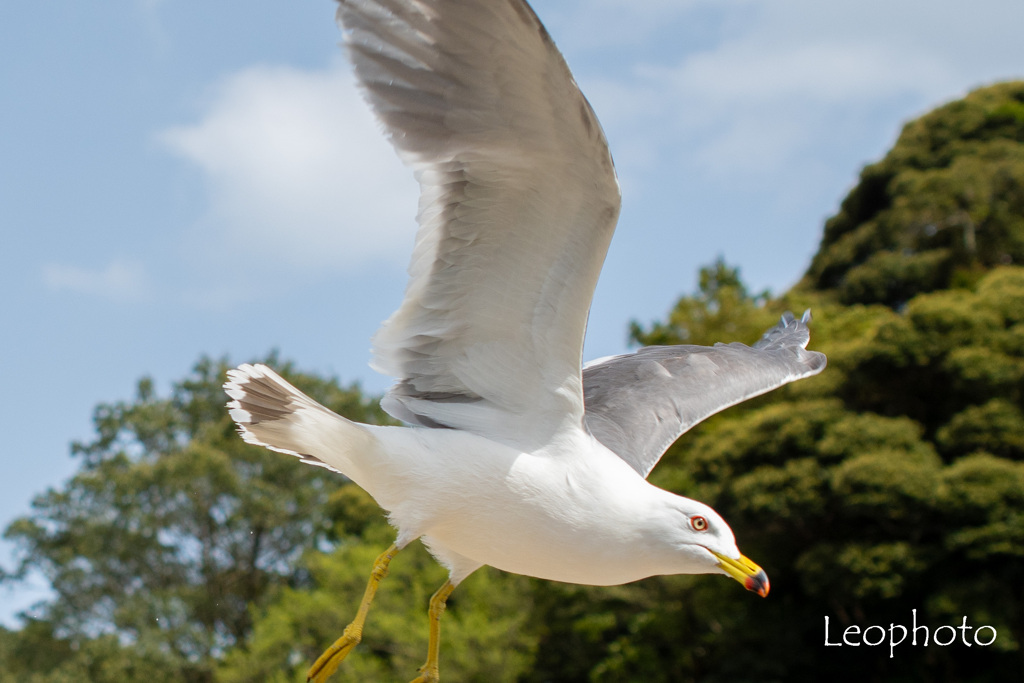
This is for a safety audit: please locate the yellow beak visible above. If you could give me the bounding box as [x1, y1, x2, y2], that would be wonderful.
[708, 549, 770, 597]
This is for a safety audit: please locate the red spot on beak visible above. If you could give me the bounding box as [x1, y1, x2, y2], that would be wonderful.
[745, 569, 770, 598]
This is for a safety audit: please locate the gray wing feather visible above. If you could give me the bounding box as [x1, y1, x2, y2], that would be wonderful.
[337, 0, 620, 446]
[583, 311, 826, 478]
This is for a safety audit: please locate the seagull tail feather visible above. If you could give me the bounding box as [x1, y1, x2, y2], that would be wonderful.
[223, 363, 378, 476]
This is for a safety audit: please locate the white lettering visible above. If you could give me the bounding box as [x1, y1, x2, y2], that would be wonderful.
[975, 626, 997, 646]
[933, 625, 956, 646]
[912, 608, 929, 646]
[823, 612, 997, 652]
[863, 625, 885, 646]
[824, 617, 842, 646]
[889, 624, 907, 658]
[958, 617, 973, 647]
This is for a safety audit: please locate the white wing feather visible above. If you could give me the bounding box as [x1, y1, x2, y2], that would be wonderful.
[338, 0, 621, 446]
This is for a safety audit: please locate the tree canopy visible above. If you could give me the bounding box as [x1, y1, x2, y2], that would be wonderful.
[0, 356, 391, 682]
[623, 266, 1024, 682]
[806, 81, 1024, 307]
[3, 82, 1024, 682]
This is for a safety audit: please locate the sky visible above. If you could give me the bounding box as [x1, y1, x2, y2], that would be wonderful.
[2, 0, 1022, 625]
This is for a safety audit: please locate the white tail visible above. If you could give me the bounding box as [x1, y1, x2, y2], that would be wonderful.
[224, 363, 377, 475]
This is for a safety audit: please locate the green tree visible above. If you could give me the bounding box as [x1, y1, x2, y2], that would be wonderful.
[0, 619, 180, 683]
[523, 81, 1024, 679]
[629, 258, 774, 347]
[1, 355, 389, 682]
[5, 81, 1024, 683]
[528, 267, 1024, 683]
[806, 81, 1024, 307]
[218, 484, 538, 683]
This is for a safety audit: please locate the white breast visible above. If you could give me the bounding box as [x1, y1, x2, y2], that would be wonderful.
[359, 425, 675, 586]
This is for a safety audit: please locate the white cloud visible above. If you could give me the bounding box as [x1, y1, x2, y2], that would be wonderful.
[663, 42, 950, 105]
[556, 0, 1023, 296]
[160, 62, 419, 273]
[148, 0, 1022, 301]
[655, 41, 954, 175]
[42, 260, 150, 302]
[575, 0, 992, 184]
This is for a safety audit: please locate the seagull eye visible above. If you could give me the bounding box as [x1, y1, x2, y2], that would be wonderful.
[690, 515, 708, 532]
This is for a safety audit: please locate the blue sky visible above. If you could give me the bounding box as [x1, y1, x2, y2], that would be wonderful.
[2, 0, 1022, 624]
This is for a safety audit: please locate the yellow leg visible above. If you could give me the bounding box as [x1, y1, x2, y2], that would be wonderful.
[306, 544, 399, 683]
[409, 579, 456, 683]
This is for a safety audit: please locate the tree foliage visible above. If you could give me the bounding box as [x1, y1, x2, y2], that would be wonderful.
[806, 81, 1024, 307]
[4, 83, 1024, 682]
[1, 356, 390, 682]
[218, 489, 537, 683]
[629, 257, 774, 347]
[571, 267, 1024, 682]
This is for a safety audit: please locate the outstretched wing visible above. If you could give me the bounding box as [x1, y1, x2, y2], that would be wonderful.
[583, 311, 826, 478]
[337, 0, 620, 447]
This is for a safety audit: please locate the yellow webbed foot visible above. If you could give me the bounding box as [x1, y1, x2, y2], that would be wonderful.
[306, 543, 398, 682]
[306, 625, 362, 683]
[408, 579, 456, 683]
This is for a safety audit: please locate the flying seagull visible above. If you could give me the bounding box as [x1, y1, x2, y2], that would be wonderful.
[224, 0, 826, 680]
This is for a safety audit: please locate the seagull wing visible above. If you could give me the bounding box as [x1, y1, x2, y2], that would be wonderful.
[337, 0, 620, 445]
[583, 311, 827, 478]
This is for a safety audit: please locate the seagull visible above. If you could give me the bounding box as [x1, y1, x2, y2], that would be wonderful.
[223, 0, 826, 681]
